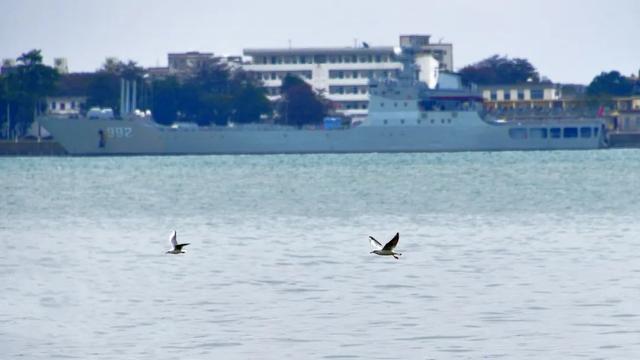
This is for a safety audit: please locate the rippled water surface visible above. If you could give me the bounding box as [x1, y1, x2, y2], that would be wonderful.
[2, 150, 640, 359]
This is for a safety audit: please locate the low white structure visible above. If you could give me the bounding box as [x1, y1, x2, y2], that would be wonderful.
[45, 96, 87, 115]
[479, 83, 560, 103]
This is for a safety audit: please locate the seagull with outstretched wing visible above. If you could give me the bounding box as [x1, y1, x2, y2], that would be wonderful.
[369, 232, 402, 259]
[166, 230, 190, 254]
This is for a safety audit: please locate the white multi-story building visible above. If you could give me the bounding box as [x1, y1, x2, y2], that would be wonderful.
[243, 46, 401, 116]
[243, 35, 450, 117]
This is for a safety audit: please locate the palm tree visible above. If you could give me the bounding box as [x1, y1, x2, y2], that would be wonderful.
[7, 50, 59, 136]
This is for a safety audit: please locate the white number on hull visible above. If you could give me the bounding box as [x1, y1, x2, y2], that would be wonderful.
[106, 127, 133, 138]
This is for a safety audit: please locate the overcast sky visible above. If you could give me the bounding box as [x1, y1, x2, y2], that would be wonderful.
[1, 0, 638, 84]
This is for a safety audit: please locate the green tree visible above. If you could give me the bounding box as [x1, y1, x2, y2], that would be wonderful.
[229, 69, 271, 123]
[86, 58, 146, 115]
[587, 71, 634, 97]
[191, 62, 234, 125]
[277, 75, 327, 127]
[0, 75, 8, 136]
[4, 50, 59, 135]
[168, 61, 271, 126]
[86, 72, 120, 111]
[459, 55, 540, 85]
[231, 84, 271, 124]
[150, 76, 181, 125]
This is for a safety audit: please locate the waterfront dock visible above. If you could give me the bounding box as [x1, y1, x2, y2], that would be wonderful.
[0, 140, 67, 156]
[609, 132, 640, 148]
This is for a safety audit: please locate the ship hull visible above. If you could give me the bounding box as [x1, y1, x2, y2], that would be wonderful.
[38, 116, 606, 156]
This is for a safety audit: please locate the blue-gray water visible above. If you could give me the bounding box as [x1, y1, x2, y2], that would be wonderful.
[2, 150, 640, 359]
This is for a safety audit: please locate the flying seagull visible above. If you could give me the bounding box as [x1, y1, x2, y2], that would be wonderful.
[369, 232, 402, 259]
[166, 230, 189, 254]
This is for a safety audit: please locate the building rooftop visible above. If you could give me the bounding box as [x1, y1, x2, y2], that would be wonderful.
[477, 82, 558, 90]
[167, 51, 214, 57]
[243, 46, 395, 56]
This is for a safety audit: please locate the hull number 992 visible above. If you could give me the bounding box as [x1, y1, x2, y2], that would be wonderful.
[107, 127, 133, 138]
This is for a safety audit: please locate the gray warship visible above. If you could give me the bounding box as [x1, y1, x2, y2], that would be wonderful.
[38, 42, 607, 156]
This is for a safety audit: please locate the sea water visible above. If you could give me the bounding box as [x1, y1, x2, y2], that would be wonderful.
[1, 150, 639, 359]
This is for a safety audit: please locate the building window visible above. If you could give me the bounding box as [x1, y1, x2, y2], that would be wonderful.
[60, 102, 66, 110]
[504, 91, 511, 101]
[490, 91, 497, 101]
[550, 128, 561, 138]
[51, 102, 56, 110]
[517, 91, 525, 100]
[71, 101, 76, 109]
[330, 71, 344, 80]
[580, 127, 592, 138]
[531, 89, 544, 100]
